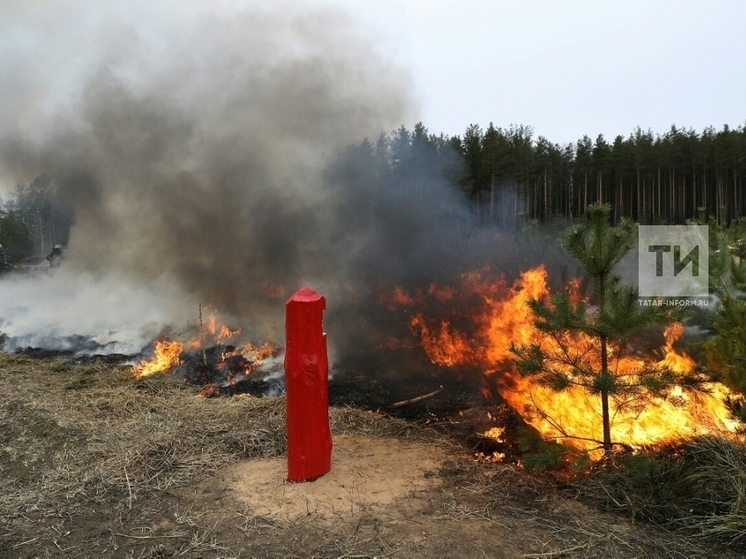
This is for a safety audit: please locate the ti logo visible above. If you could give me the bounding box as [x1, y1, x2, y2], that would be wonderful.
[638, 225, 708, 299]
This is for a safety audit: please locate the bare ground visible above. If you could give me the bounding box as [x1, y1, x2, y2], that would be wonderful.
[0, 352, 740, 559]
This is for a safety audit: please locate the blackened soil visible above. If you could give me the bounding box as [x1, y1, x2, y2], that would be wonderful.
[12, 344, 133, 365]
[325, 348, 530, 462]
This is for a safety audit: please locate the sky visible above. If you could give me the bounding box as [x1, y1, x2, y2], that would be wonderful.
[1, 0, 744, 150]
[331, 0, 746, 144]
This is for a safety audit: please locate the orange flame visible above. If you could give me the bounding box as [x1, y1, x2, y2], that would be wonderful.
[409, 314, 475, 367]
[386, 266, 742, 455]
[492, 272, 739, 452]
[132, 309, 276, 379]
[133, 340, 183, 378]
[186, 310, 240, 350]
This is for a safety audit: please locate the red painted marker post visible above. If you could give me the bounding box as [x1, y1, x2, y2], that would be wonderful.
[284, 287, 332, 482]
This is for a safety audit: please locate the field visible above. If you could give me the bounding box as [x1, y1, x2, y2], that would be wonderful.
[0, 352, 741, 559]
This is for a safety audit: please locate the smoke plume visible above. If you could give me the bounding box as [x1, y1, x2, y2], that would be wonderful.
[0, 1, 563, 360]
[0, 0, 417, 350]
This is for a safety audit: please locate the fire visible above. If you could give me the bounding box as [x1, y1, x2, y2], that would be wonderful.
[409, 314, 475, 367]
[133, 340, 183, 378]
[234, 340, 276, 361]
[260, 281, 286, 299]
[660, 322, 695, 373]
[492, 273, 740, 453]
[386, 266, 742, 455]
[132, 308, 278, 383]
[403, 267, 546, 367]
[186, 310, 240, 350]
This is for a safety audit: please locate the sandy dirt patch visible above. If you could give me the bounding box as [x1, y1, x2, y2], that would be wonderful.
[225, 433, 446, 520]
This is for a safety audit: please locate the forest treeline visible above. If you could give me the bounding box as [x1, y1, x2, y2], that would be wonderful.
[0, 173, 66, 260]
[358, 121, 746, 227]
[2, 121, 746, 259]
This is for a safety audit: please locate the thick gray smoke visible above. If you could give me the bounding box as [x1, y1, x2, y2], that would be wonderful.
[0, 0, 488, 355]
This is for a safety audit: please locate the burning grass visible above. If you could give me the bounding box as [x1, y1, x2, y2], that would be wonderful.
[385, 266, 743, 456]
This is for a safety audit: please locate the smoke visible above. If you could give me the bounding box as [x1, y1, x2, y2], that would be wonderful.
[0, 0, 423, 351]
[0, 1, 569, 360]
[0, 269, 190, 355]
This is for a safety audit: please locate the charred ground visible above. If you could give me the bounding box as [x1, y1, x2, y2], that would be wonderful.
[132, 340, 528, 463]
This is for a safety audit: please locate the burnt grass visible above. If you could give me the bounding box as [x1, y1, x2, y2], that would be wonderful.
[225, 346, 527, 463]
[1, 350, 744, 559]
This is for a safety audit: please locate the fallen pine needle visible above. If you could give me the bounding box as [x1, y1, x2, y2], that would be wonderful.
[124, 464, 132, 509]
[12, 537, 38, 549]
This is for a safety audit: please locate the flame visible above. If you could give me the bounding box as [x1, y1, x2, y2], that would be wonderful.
[385, 285, 417, 309]
[660, 323, 695, 373]
[409, 314, 475, 367]
[386, 266, 743, 455]
[234, 340, 276, 361]
[132, 309, 276, 380]
[260, 282, 286, 299]
[133, 340, 183, 378]
[186, 310, 240, 350]
[492, 274, 740, 453]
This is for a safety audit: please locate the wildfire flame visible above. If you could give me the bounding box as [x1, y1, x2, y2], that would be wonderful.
[133, 340, 184, 378]
[132, 309, 277, 381]
[386, 266, 742, 454]
[409, 314, 475, 367]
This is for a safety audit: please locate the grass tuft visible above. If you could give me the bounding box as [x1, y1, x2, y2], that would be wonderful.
[577, 435, 746, 550]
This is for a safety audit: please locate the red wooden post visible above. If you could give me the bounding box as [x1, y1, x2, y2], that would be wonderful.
[284, 287, 332, 482]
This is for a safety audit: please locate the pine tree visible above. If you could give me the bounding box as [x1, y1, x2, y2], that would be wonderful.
[510, 203, 704, 455]
[703, 221, 746, 410]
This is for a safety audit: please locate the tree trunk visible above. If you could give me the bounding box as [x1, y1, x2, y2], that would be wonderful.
[584, 173, 588, 210]
[598, 274, 612, 455]
[635, 170, 640, 222]
[490, 168, 495, 223]
[658, 167, 662, 221]
[544, 170, 549, 220]
[600, 334, 612, 454]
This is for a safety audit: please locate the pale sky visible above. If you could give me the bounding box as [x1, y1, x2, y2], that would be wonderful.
[1, 0, 744, 154]
[330, 0, 746, 144]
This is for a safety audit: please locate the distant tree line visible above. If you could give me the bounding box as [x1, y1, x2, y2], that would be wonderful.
[0, 174, 70, 261]
[2, 121, 745, 260]
[360, 122, 746, 227]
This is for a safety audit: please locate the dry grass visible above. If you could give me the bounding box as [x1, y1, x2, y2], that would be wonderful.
[1, 351, 743, 558]
[1, 357, 279, 517]
[0, 352, 442, 557]
[576, 435, 746, 551]
[0, 353, 430, 519]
